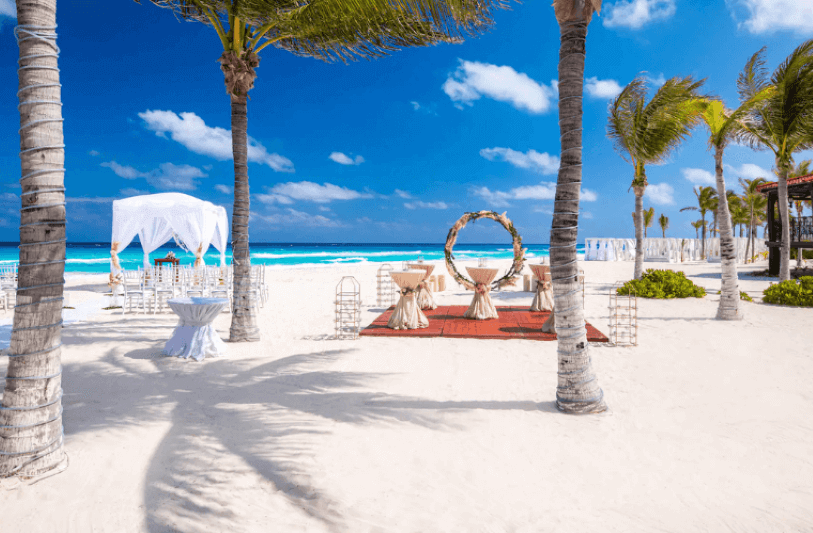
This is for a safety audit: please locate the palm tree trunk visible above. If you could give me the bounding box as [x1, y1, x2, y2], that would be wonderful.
[0, 0, 67, 477]
[550, 18, 605, 415]
[701, 214, 707, 259]
[228, 94, 259, 341]
[633, 186, 645, 279]
[776, 164, 791, 281]
[745, 214, 752, 262]
[713, 149, 742, 320]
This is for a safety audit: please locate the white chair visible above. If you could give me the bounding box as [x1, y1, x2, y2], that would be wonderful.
[153, 265, 176, 312]
[184, 267, 208, 298]
[122, 269, 148, 314]
[209, 265, 232, 312]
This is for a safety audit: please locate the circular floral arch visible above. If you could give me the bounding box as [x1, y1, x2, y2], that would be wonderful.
[444, 210, 526, 291]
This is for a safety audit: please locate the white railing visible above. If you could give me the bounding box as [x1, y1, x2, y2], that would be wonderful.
[584, 238, 767, 264]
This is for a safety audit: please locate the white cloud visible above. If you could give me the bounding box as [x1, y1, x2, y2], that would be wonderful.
[582, 211, 594, 219]
[215, 184, 232, 194]
[480, 148, 560, 175]
[0, 0, 15, 18]
[88, 150, 100, 156]
[585, 77, 624, 99]
[254, 208, 342, 228]
[263, 181, 374, 204]
[255, 193, 294, 205]
[329, 152, 365, 165]
[138, 110, 294, 172]
[318, 206, 331, 212]
[725, 163, 773, 181]
[120, 188, 150, 197]
[647, 73, 667, 86]
[394, 189, 413, 199]
[603, 0, 676, 29]
[726, 0, 813, 34]
[101, 160, 207, 191]
[66, 196, 117, 203]
[472, 183, 597, 207]
[682, 168, 716, 185]
[404, 201, 448, 210]
[644, 183, 674, 205]
[443, 60, 557, 114]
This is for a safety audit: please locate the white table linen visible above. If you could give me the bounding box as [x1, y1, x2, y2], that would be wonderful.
[407, 263, 437, 310]
[464, 267, 499, 320]
[164, 297, 228, 361]
[388, 271, 429, 330]
[529, 264, 554, 312]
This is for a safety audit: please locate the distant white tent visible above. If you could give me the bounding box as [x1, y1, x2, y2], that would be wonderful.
[110, 193, 229, 274]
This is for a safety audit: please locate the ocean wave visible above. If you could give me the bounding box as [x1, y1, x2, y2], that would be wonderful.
[66, 258, 110, 264]
[252, 250, 425, 259]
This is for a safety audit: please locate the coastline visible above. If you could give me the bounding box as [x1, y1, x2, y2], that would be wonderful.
[2, 258, 812, 531]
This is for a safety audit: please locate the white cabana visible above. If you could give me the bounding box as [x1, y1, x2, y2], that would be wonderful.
[110, 193, 229, 275]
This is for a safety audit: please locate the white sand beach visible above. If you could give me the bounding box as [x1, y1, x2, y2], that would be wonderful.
[1, 259, 812, 532]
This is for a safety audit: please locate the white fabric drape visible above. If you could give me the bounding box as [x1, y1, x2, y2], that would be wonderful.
[110, 193, 229, 273]
[388, 271, 428, 330]
[464, 267, 499, 320]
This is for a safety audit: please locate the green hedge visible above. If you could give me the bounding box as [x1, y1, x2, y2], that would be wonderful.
[762, 276, 813, 307]
[790, 249, 813, 260]
[617, 269, 706, 299]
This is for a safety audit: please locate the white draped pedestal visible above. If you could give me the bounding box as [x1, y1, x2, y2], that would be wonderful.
[464, 267, 499, 320]
[407, 263, 437, 310]
[529, 264, 554, 312]
[388, 271, 429, 330]
[164, 297, 228, 361]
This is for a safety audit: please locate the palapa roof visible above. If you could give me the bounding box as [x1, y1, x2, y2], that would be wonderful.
[757, 173, 813, 193]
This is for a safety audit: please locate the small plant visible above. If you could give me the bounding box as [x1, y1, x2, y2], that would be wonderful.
[762, 277, 813, 307]
[717, 290, 753, 302]
[617, 269, 706, 299]
[102, 306, 122, 310]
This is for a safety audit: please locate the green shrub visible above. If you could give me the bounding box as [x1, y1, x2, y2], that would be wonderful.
[617, 269, 706, 299]
[762, 276, 813, 306]
[790, 249, 813, 260]
[717, 290, 753, 302]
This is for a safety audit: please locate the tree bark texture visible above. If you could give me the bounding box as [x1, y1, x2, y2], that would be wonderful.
[550, 20, 606, 415]
[713, 149, 742, 320]
[776, 164, 791, 281]
[228, 94, 259, 342]
[1, 0, 67, 477]
[633, 186, 645, 279]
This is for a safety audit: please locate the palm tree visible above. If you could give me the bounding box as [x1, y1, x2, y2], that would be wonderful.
[697, 86, 774, 320]
[691, 220, 704, 239]
[608, 75, 706, 279]
[737, 42, 813, 281]
[739, 177, 768, 263]
[643, 207, 655, 238]
[136, 0, 504, 341]
[658, 213, 669, 238]
[0, 0, 68, 477]
[728, 193, 749, 238]
[548, 0, 606, 415]
[680, 185, 717, 259]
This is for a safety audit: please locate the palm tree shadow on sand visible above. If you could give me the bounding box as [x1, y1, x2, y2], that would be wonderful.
[61, 320, 557, 532]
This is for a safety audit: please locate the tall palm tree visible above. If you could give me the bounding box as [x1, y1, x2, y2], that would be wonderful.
[697, 86, 774, 320]
[549, 0, 606, 415]
[608, 75, 706, 279]
[739, 177, 768, 263]
[1, 0, 68, 478]
[691, 219, 704, 239]
[643, 207, 655, 238]
[737, 42, 813, 281]
[136, 0, 504, 341]
[680, 185, 717, 259]
[658, 213, 669, 238]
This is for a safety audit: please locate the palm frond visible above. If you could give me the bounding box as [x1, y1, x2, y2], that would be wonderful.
[606, 75, 648, 164]
[553, 0, 602, 24]
[737, 47, 770, 103]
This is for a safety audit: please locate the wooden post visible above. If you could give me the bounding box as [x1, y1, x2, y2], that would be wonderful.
[768, 191, 779, 276]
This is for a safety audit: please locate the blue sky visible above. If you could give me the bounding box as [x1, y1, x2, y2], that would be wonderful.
[1, 0, 812, 244]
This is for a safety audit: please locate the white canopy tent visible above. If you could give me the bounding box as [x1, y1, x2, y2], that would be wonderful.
[110, 193, 229, 275]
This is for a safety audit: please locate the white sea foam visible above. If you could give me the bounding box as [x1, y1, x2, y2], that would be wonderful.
[252, 250, 425, 259]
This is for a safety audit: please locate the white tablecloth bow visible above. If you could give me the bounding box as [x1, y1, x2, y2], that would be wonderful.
[164, 297, 228, 361]
[529, 264, 554, 312]
[464, 267, 499, 320]
[388, 271, 429, 330]
[407, 263, 437, 310]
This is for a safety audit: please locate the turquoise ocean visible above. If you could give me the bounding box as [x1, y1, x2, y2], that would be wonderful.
[0, 243, 585, 273]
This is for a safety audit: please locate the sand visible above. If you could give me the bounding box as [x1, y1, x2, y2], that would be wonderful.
[1, 259, 812, 532]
